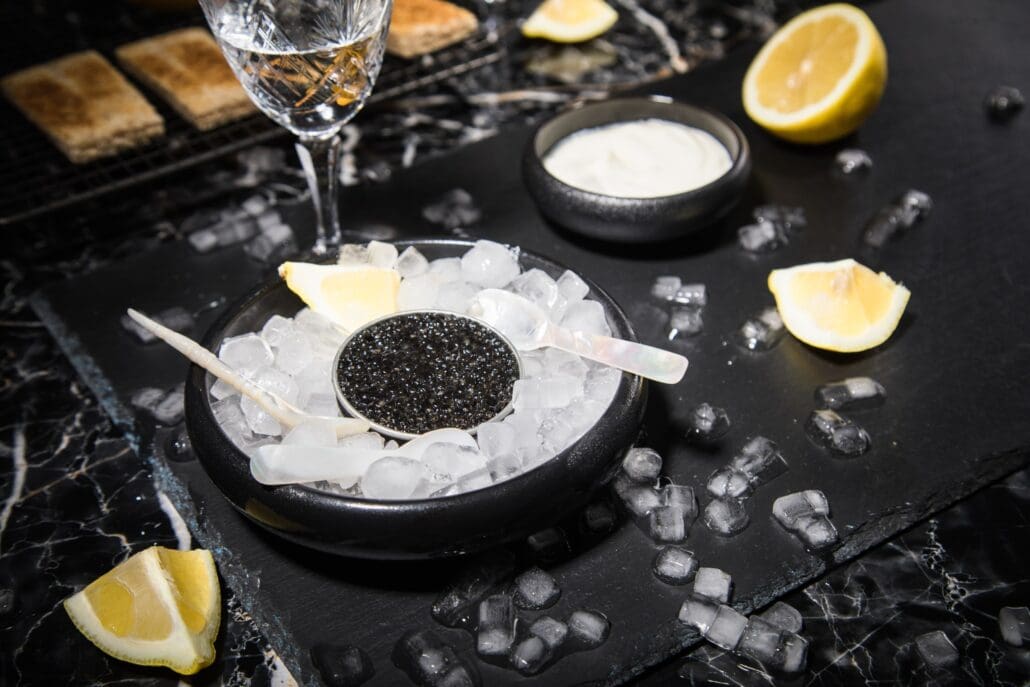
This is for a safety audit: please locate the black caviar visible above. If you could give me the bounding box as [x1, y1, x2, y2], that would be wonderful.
[336, 312, 520, 435]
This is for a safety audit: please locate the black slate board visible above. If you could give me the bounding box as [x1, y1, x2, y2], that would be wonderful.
[31, 0, 1030, 684]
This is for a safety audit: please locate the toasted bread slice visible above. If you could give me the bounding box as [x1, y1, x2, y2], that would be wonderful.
[388, 0, 479, 59]
[117, 28, 256, 131]
[1, 50, 164, 164]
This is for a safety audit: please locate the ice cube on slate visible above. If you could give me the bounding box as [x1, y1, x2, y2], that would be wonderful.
[581, 500, 617, 533]
[661, 484, 698, 520]
[815, 377, 886, 410]
[310, 643, 374, 687]
[562, 300, 611, 336]
[730, 436, 788, 485]
[706, 467, 753, 499]
[984, 85, 1025, 119]
[614, 475, 662, 517]
[835, 148, 873, 174]
[773, 491, 830, 530]
[526, 527, 571, 563]
[422, 188, 482, 230]
[398, 274, 441, 311]
[999, 606, 1030, 647]
[703, 498, 749, 537]
[431, 551, 514, 627]
[653, 547, 699, 585]
[737, 221, 782, 252]
[736, 307, 785, 351]
[863, 190, 932, 247]
[567, 610, 610, 647]
[513, 567, 561, 610]
[794, 514, 838, 550]
[121, 306, 194, 343]
[460, 240, 520, 288]
[529, 615, 569, 650]
[510, 636, 549, 676]
[914, 630, 959, 671]
[668, 306, 703, 339]
[622, 447, 662, 483]
[738, 617, 783, 664]
[282, 421, 337, 448]
[760, 601, 803, 634]
[899, 189, 933, 220]
[393, 630, 476, 686]
[361, 457, 428, 499]
[685, 403, 730, 443]
[693, 567, 732, 603]
[219, 333, 273, 376]
[650, 505, 689, 543]
[754, 204, 806, 233]
[557, 270, 589, 304]
[476, 594, 515, 656]
[651, 275, 682, 300]
[188, 228, 218, 253]
[704, 604, 748, 651]
[672, 283, 707, 307]
[806, 409, 871, 456]
[678, 595, 719, 634]
[423, 443, 486, 483]
[397, 246, 429, 278]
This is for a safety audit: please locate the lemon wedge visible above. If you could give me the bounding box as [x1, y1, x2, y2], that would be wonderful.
[63, 547, 220, 675]
[742, 3, 887, 143]
[279, 261, 400, 332]
[522, 0, 618, 43]
[767, 258, 910, 352]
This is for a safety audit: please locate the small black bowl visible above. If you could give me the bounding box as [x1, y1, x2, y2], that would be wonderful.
[522, 96, 751, 243]
[184, 239, 646, 559]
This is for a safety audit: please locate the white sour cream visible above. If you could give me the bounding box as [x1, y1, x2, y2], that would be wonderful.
[542, 118, 732, 198]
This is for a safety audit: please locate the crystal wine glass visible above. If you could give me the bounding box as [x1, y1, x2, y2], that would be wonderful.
[200, 0, 393, 254]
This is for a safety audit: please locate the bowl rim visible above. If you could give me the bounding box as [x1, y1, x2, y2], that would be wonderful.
[190, 237, 646, 513]
[527, 95, 751, 204]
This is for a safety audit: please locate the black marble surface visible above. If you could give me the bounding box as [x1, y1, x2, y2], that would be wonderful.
[2, 0, 1029, 685]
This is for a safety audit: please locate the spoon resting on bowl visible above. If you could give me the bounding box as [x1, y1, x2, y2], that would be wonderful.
[468, 289, 688, 384]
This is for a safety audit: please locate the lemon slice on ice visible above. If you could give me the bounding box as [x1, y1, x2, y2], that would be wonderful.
[522, 0, 618, 43]
[63, 547, 220, 675]
[279, 261, 400, 332]
[742, 3, 887, 143]
[767, 258, 910, 352]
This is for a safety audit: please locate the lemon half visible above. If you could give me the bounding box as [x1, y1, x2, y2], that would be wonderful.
[63, 547, 220, 675]
[768, 258, 910, 352]
[742, 3, 887, 143]
[279, 261, 400, 332]
[522, 0, 618, 43]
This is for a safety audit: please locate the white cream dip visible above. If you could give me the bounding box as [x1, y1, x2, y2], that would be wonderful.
[542, 118, 732, 198]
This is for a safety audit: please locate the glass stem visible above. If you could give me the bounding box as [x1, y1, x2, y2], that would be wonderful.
[296, 135, 342, 255]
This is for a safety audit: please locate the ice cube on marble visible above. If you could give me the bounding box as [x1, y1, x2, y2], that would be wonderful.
[693, 567, 732, 603]
[668, 306, 703, 339]
[476, 594, 516, 657]
[652, 547, 699, 585]
[428, 257, 463, 283]
[423, 443, 486, 483]
[219, 333, 273, 376]
[772, 490, 830, 530]
[613, 475, 662, 517]
[366, 240, 398, 269]
[806, 409, 871, 456]
[999, 606, 1030, 647]
[310, 643, 374, 687]
[621, 447, 662, 483]
[793, 514, 839, 550]
[738, 221, 782, 252]
[650, 505, 689, 543]
[706, 467, 753, 499]
[513, 567, 561, 610]
[685, 403, 731, 443]
[779, 633, 810, 673]
[567, 610, 610, 647]
[282, 421, 337, 448]
[120, 306, 194, 344]
[834, 148, 873, 175]
[529, 615, 568, 650]
[736, 307, 785, 351]
[562, 300, 611, 336]
[985, 85, 1025, 119]
[435, 281, 478, 314]
[730, 436, 788, 485]
[361, 456, 428, 499]
[704, 604, 748, 651]
[398, 274, 441, 310]
[651, 276, 682, 300]
[510, 636, 549, 676]
[397, 246, 429, 278]
[678, 595, 719, 634]
[914, 630, 959, 671]
[738, 617, 783, 665]
[760, 601, 803, 634]
[672, 283, 707, 307]
[460, 240, 520, 288]
[660, 484, 698, 521]
[513, 377, 583, 410]
[240, 394, 282, 436]
[557, 270, 589, 304]
[142, 386, 184, 425]
[815, 377, 886, 410]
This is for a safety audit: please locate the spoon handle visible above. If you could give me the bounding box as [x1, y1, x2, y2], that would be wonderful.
[547, 325, 688, 384]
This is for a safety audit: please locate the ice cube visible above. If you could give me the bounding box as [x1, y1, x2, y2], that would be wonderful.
[622, 447, 662, 483]
[476, 594, 515, 657]
[706, 467, 753, 499]
[460, 240, 520, 288]
[760, 601, 803, 634]
[337, 243, 369, 265]
[814, 377, 887, 410]
[310, 643, 374, 687]
[567, 610, 610, 647]
[428, 258, 463, 283]
[738, 617, 783, 664]
[613, 475, 662, 517]
[730, 436, 788, 485]
[914, 630, 959, 671]
[361, 456, 428, 500]
[435, 665, 477, 687]
[511, 269, 564, 317]
[431, 551, 514, 627]
[772, 490, 830, 530]
[245, 233, 294, 264]
[652, 547, 699, 585]
[984, 85, 1025, 120]
[210, 378, 235, 401]
[219, 333, 274, 376]
[513, 567, 561, 610]
[672, 283, 707, 307]
[512, 377, 582, 410]
[678, 595, 719, 634]
[275, 332, 314, 376]
[668, 306, 703, 339]
[397, 246, 429, 278]
[476, 422, 515, 459]
[529, 616, 568, 650]
[487, 454, 522, 482]
[581, 500, 618, 533]
[240, 395, 282, 436]
[899, 189, 933, 220]
[562, 300, 612, 337]
[423, 443, 486, 483]
[260, 315, 295, 348]
[367, 241, 398, 269]
[212, 216, 257, 246]
[693, 567, 732, 603]
[510, 636, 549, 676]
[131, 387, 181, 425]
[188, 228, 218, 253]
[557, 270, 589, 304]
[863, 190, 932, 247]
[753, 204, 806, 234]
[999, 606, 1030, 647]
[735, 307, 785, 351]
[120, 307, 194, 344]
[806, 409, 871, 456]
[779, 633, 810, 673]
[650, 505, 689, 543]
[794, 514, 838, 550]
[660, 484, 698, 521]
[422, 189, 482, 230]
[151, 387, 184, 425]
[651, 276, 682, 300]
[211, 396, 248, 438]
[398, 274, 441, 311]
[455, 467, 493, 494]
[393, 630, 475, 686]
[834, 148, 873, 174]
[543, 348, 589, 380]
[685, 403, 731, 443]
[253, 366, 299, 405]
[282, 421, 337, 448]
[704, 604, 747, 650]
[737, 221, 782, 252]
[241, 194, 269, 216]
[435, 281, 478, 314]
[584, 367, 621, 404]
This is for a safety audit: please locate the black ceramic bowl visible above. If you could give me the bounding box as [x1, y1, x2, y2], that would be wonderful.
[522, 96, 751, 243]
[184, 239, 646, 559]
